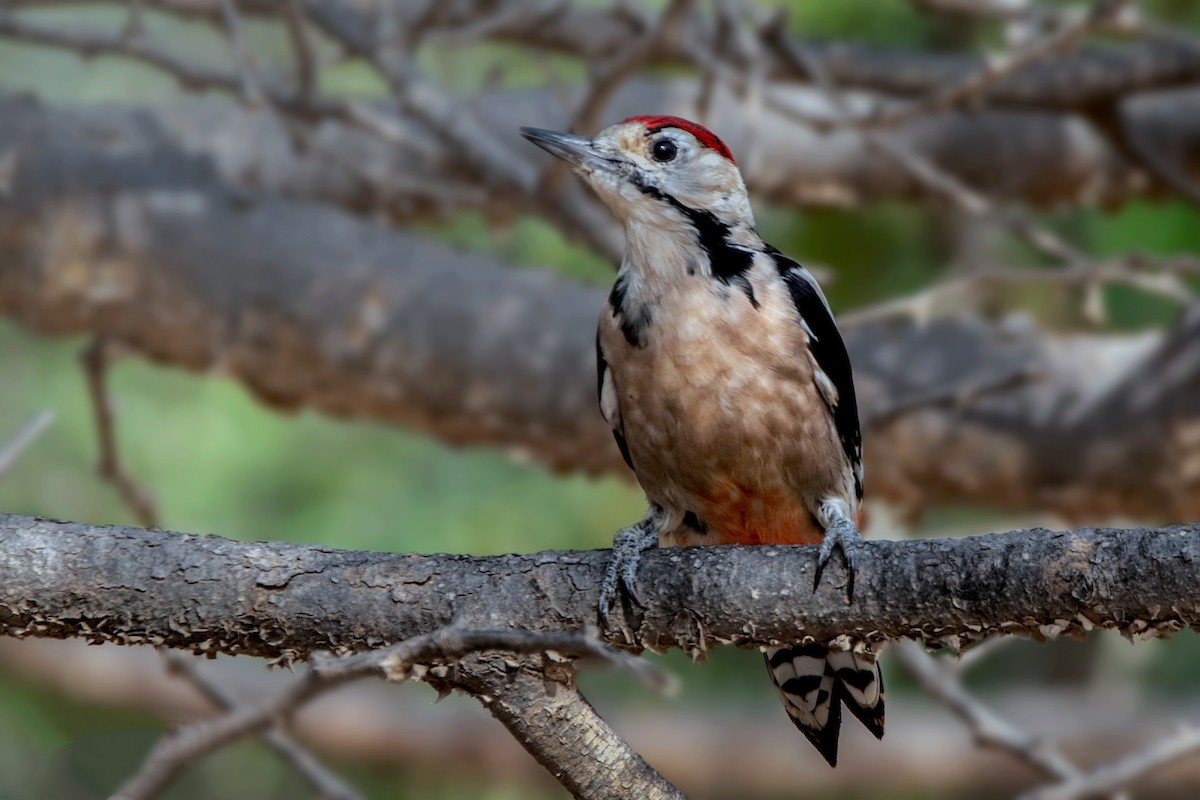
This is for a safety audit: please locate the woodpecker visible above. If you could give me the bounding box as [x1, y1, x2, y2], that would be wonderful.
[521, 116, 883, 766]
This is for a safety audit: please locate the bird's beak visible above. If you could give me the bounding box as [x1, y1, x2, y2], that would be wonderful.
[520, 127, 614, 173]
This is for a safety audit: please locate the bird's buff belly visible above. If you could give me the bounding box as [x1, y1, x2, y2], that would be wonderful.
[615, 358, 837, 547]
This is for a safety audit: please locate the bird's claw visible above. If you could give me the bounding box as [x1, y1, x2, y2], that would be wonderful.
[813, 515, 864, 600]
[598, 524, 659, 627]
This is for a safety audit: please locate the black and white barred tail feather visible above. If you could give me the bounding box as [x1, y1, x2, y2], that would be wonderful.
[765, 643, 885, 767]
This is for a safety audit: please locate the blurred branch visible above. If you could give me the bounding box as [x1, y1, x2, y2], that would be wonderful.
[861, 0, 1135, 131]
[282, 0, 316, 100]
[0, 409, 53, 481]
[62, 0, 1200, 113]
[893, 641, 1080, 782]
[216, 0, 262, 106]
[116, 628, 677, 800]
[896, 632, 1200, 800]
[5, 12, 1200, 212]
[766, 21, 1198, 320]
[5, 512, 1200, 794]
[80, 339, 160, 529]
[570, 0, 694, 136]
[160, 651, 362, 800]
[3, 105, 1200, 521]
[0, 10, 265, 100]
[7, 637, 1200, 796]
[1024, 726, 1200, 800]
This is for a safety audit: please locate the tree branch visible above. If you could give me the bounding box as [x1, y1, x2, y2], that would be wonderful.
[6, 80, 1199, 213]
[80, 339, 160, 528]
[3, 99, 1200, 521]
[42, 0, 1200, 114]
[160, 650, 362, 800]
[3, 513, 1199, 659]
[114, 628, 677, 800]
[7, 636, 1200, 795]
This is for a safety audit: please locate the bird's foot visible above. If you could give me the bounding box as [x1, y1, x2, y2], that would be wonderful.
[598, 523, 659, 628]
[813, 514, 864, 600]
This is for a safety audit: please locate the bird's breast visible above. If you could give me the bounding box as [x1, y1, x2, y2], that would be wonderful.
[600, 271, 849, 545]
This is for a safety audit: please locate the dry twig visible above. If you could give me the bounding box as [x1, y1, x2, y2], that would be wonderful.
[864, 0, 1135, 130]
[0, 410, 54, 481]
[114, 627, 674, 800]
[893, 640, 1081, 782]
[571, 0, 695, 136]
[765, 19, 1198, 322]
[1022, 725, 1200, 800]
[80, 339, 159, 529]
[161, 651, 362, 800]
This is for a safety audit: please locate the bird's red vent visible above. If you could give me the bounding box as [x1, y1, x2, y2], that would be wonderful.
[622, 115, 735, 164]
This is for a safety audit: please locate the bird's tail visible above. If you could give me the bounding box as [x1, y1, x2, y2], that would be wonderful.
[764, 642, 885, 767]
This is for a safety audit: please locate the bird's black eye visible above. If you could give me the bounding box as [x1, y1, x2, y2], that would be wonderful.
[651, 138, 677, 163]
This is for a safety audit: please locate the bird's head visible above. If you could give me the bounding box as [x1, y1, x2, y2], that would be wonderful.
[521, 116, 753, 232]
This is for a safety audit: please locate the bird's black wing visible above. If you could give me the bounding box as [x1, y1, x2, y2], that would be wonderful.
[596, 331, 635, 473]
[769, 251, 863, 499]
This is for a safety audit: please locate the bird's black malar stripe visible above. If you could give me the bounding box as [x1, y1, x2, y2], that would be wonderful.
[632, 179, 757, 306]
[771, 252, 864, 499]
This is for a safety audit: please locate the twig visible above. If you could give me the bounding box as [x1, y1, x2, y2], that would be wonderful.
[119, 0, 147, 41]
[0, 410, 54, 481]
[1117, 103, 1200, 208]
[282, 0, 316, 101]
[162, 651, 362, 800]
[301, 0, 625, 261]
[842, 254, 1200, 327]
[113, 627, 671, 800]
[0, 10, 339, 117]
[910, 0, 1148, 36]
[571, 0, 694, 136]
[1023, 725, 1200, 800]
[80, 339, 159, 529]
[0, 10, 240, 95]
[217, 0, 262, 105]
[766, 26, 1198, 317]
[864, 0, 1135, 130]
[893, 640, 1082, 782]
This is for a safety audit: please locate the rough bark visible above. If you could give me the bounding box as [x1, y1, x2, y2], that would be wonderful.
[455, 658, 682, 800]
[3, 513, 1198, 658]
[3, 94, 1200, 521]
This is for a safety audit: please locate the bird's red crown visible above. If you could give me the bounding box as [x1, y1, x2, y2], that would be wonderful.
[621, 115, 735, 164]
